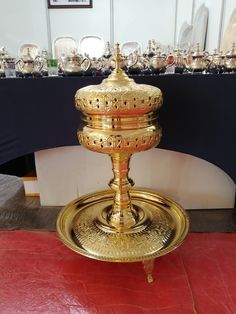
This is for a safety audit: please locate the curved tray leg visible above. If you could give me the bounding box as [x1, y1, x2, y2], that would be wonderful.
[142, 259, 155, 283]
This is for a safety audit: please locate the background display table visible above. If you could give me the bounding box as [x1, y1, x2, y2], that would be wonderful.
[0, 74, 235, 207]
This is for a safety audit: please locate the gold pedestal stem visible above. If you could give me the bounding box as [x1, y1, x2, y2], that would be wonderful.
[108, 153, 136, 231]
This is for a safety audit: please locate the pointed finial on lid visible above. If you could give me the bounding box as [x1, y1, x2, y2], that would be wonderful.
[114, 43, 122, 73]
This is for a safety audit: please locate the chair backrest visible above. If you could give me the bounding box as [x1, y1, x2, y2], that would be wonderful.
[191, 4, 209, 51]
[121, 41, 141, 56]
[221, 8, 236, 52]
[19, 44, 39, 58]
[177, 22, 193, 51]
[53, 36, 77, 59]
[79, 35, 105, 58]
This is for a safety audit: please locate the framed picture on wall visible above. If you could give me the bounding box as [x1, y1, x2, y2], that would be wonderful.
[48, 0, 93, 9]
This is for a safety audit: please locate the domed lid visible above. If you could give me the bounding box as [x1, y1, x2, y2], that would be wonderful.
[75, 44, 162, 116]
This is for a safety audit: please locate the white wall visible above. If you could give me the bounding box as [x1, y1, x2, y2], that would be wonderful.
[35, 146, 235, 209]
[0, 0, 236, 56]
[0, 0, 48, 56]
[49, 0, 111, 54]
[113, 0, 176, 51]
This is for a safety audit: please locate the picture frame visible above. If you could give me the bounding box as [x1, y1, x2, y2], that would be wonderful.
[48, 0, 93, 9]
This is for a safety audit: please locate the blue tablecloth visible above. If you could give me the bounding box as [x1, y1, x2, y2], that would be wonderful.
[0, 74, 235, 182]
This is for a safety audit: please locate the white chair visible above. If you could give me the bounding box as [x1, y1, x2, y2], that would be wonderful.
[53, 36, 77, 59]
[191, 3, 209, 51]
[177, 22, 193, 51]
[121, 41, 141, 56]
[221, 8, 236, 52]
[79, 35, 105, 58]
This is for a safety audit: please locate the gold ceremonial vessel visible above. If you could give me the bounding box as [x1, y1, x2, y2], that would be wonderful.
[57, 44, 189, 283]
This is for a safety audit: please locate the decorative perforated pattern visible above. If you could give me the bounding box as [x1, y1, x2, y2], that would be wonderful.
[78, 126, 161, 153]
[75, 84, 163, 115]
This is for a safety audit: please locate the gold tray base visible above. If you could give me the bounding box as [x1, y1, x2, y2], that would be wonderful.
[56, 189, 189, 263]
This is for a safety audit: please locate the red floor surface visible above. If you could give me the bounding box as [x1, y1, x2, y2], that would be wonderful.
[0, 231, 236, 314]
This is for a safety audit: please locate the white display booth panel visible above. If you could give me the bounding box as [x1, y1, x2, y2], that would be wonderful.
[35, 146, 235, 209]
